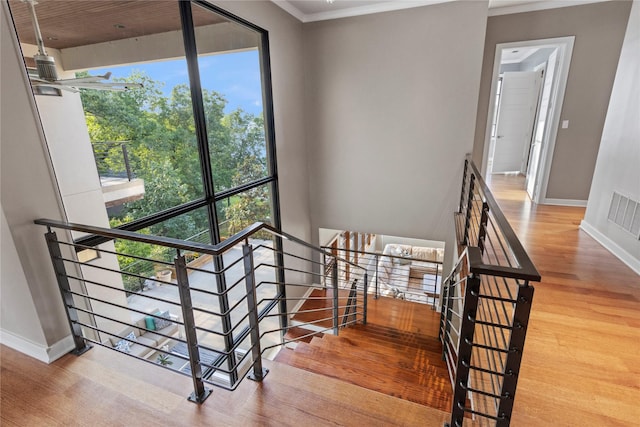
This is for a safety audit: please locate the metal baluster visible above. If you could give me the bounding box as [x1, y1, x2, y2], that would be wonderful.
[448, 274, 481, 427]
[175, 253, 212, 403]
[495, 283, 534, 426]
[332, 259, 339, 335]
[440, 277, 454, 360]
[44, 230, 92, 355]
[459, 159, 469, 214]
[478, 202, 489, 254]
[363, 272, 368, 325]
[122, 144, 133, 181]
[434, 263, 440, 310]
[242, 244, 268, 382]
[439, 277, 447, 344]
[375, 253, 379, 299]
[463, 174, 476, 246]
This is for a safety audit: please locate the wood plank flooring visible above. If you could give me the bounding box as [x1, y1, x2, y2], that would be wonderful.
[486, 174, 640, 426]
[1, 173, 638, 426]
[0, 343, 450, 426]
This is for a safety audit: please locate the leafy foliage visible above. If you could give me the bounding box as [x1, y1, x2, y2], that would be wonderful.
[80, 71, 272, 286]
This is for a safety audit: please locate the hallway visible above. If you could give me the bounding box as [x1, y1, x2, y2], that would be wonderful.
[487, 174, 640, 426]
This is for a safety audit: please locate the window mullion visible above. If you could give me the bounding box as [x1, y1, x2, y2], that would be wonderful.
[179, 0, 220, 245]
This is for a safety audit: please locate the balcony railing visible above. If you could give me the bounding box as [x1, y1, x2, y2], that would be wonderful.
[440, 157, 540, 427]
[92, 141, 134, 182]
[35, 155, 537, 421]
[321, 246, 443, 309]
[35, 219, 367, 403]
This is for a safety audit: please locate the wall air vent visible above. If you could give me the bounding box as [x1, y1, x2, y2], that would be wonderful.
[607, 191, 640, 240]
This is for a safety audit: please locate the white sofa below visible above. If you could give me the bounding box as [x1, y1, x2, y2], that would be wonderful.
[376, 244, 443, 300]
[101, 309, 180, 359]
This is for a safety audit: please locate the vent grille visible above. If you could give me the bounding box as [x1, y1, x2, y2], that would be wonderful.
[608, 191, 640, 239]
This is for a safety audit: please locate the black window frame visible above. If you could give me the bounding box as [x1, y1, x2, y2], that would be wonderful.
[76, 0, 281, 249]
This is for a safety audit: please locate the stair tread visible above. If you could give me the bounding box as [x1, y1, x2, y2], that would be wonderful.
[281, 294, 452, 412]
[298, 339, 448, 379]
[282, 342, 451, 410]
[310, 334, 446, 375]
[338, 326, 444, 354]
[284, 326, 323, 344]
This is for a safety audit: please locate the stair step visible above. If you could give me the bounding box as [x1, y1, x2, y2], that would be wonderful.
[282, 342, 451, 410]
[312, 334, 447, 376]
[338, 325, 444, 354]
[297, 339, 447, 382]
[284, 326, 323, 344]
[281, 293, 453, 412]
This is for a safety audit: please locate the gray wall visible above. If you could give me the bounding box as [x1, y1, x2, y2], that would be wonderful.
[582, 1, 640, 273]
[304, 0, 489, 272]
[472, 1, 632, 201]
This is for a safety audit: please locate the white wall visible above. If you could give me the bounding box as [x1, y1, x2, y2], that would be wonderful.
[0, 4, 72, 358]
[581, 1, 640, 275]
[304, 0, 488, 273]
[0, 207, 49, 358]
[22, 40, 139, 336]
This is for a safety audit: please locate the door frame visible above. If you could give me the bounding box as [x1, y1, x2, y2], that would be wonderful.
[491, 70, 542, 175]
[481, 36, 575, 204]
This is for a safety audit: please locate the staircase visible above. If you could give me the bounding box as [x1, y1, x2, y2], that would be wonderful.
[275, 295, 452, 412]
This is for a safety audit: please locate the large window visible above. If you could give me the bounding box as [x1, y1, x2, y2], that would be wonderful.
[10, 1, 282, 377]
[9, 0, 280, 246]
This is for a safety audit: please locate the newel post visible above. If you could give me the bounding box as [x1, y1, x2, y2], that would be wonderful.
[242, 243, 268, 382]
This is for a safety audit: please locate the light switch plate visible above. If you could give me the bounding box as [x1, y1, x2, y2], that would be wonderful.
[562, 120, 569, 129]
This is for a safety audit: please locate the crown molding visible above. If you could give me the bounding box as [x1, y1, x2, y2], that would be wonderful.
[489, 0, 613, 16]
[273, 0, 454, 23]
[272, 0, 614, 22]
[271, 0, 306, 22]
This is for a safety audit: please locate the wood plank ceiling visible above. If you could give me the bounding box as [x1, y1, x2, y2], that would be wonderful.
[7, 0, 226, 50]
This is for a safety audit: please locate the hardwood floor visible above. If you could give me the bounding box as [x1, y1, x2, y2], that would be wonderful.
[486, 174, 640, 426]
[0, 343, 450, 426]
[1, 174, 638, 426]
[279, 295, 452, 411]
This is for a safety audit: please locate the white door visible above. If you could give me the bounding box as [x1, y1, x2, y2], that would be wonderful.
[492, 71, 541, 174]
[526, 50, 557, 199]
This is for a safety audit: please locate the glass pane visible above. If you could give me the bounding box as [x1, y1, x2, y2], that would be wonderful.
[8, 0, 205, 228]
[190, 3, 270, 193]
[116, 206, 210, 275]
[216, 184, 273, 241]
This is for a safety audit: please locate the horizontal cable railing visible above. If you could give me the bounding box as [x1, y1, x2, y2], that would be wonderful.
[35, 219, 368, 403]
[322, 246, 443, 309]
[92, 141, 135, 182]
[441, 157, 540, 427]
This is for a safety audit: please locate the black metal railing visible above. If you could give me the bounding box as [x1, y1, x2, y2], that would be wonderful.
[92, 141, 135, 182]
[440, 157, 540, 427]
[321, 246, 443, 309]
[35, 219, 367, 403]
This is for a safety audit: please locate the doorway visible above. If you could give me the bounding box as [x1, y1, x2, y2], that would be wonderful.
[482, 37, 574, 204]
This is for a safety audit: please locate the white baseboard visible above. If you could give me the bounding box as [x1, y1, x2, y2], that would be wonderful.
[0, 330, 75, 363]
[542, 198, 588, 207]
[579, 221, 640, 275]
